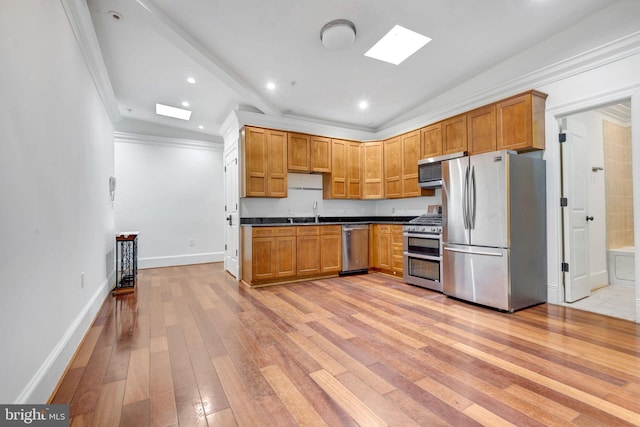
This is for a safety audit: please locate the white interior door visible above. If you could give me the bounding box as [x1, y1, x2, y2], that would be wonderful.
[224, 149, 240, 278]
[562, 119, 591, 302]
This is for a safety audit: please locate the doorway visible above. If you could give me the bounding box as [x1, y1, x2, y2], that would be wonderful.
[560, 101, 636, 321]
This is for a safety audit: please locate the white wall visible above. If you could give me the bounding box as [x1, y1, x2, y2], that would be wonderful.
[240, 173, 441, 218]
[114, 134, 225, 268]
[0, 1, 115, 403]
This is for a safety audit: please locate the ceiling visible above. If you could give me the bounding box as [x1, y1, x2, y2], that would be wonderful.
[87, 0, 620, 140]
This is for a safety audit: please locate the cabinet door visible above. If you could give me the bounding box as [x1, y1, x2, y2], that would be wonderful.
[384, 136, 402, 199]
[320, 234, 342, 273]
[401, 130, 421, 197]
[288, 132, 310, 172]
[297, 235, 320, 275]
[267, 130, 288, 197]
[391, 225, 403, 275]
[467, 105, 497, 155]
[243, 127, 267, 197]
[420, 123, 443, 159]
[311, 136, 331, 173]
[363, 141, 384, 199]
[442, 114, 467, 154]
[252, 237, 275, 280]
[496, 91, 547, 152]
[378, 232, 392, 271]
[275, 236, 296, 277]
[323, 139, 347, 199]
[347, 141, 362, 199]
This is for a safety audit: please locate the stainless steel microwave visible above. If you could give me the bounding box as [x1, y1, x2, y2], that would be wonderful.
[418, 151, 466, 189]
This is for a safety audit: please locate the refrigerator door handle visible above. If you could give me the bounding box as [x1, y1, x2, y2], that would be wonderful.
[444, 247, 504, 257]
[471, 166, 477, 229]
[462, 165, 470, 229]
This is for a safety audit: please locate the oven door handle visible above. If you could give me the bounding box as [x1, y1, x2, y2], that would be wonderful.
[403, 252, 441, 262]
[444, 247, 503, 257]
[403, 233, 442, 239]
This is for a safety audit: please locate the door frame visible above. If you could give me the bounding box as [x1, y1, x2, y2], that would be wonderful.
[544, 86, 639, 317]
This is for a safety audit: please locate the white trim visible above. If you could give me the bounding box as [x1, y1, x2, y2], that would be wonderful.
[60, 0, 121, 125]
[378, 31, 640, 139]
[139, 252, 224, 269]
[114, 131, 223, 151]
[15, 277, 111, 403]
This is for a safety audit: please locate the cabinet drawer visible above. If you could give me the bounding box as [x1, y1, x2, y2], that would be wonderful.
[320, 225, 342, 235]
[253, 226, 296, 237]
[377, 224, 391, 233]
[297, 226, 320, 236]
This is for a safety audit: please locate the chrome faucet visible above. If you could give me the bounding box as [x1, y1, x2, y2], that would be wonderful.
[288, 217, 294, 224]
[313, 201, 319, 223]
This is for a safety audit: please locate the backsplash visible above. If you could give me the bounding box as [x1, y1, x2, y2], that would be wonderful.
[240, 173, 441, 218]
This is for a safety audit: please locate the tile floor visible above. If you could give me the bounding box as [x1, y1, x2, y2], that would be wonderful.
[560, 285, 637, 322]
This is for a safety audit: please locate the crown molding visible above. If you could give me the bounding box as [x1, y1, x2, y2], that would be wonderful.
[60, 0, 121, 125]
[377, 30, 640, 139]
[114, 131, 224, 151]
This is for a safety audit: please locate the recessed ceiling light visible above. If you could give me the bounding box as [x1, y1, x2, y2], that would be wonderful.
[182, 101, 190, 107]
[155, 103, 192, 120]
[198, 125, 204, 129]
[364, 25, 431, 65]
[186, 77, 196, 84]
[358, 101, 368, 110]
[266, 82, 276, 90]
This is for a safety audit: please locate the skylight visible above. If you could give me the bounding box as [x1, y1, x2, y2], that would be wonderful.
[364, 25, 431, 65]
[155, 103, 192, 121]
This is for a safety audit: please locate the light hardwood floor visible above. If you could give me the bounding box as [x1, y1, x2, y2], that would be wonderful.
[51, 263, 640, 426]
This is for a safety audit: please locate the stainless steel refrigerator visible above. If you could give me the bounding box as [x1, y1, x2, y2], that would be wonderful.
[442, 150, 546, 312]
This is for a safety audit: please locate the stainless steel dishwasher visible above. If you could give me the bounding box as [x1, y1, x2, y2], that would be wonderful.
[340, 224, 369, 275]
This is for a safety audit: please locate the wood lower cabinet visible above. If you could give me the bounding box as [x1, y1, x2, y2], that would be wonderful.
[497, 90, 547, 151]
[391, 225, 403, 276]
[371, 224, 403, 276]
[320, 225, 341, 273]
[243, 225, 341, 286]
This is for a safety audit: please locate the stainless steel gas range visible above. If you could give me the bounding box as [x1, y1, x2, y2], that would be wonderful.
[403, 211, 443, 292]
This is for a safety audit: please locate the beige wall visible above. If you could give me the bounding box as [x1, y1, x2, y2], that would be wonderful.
[604, 120, 634, 249]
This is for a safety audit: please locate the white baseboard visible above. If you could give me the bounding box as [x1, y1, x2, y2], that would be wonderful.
[139, 251, 224, 269]
[16, 277, 111, 403]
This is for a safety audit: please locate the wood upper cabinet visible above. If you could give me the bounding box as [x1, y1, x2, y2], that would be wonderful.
[442, 114, 467, 154]
[323, 139, 347, 199]
[241, 126, 287, 198]
[401, 130, 421, 197]
[467, 104, 497, 155]
[287, 132, 310, 172]
[383, 136, 402, 199]
[420, 123, 443, 159]
[362, 141, 384, 199]
[497, 90, 547, 152]
[311, 136, 331, 173]
[347, 141, 362, 199]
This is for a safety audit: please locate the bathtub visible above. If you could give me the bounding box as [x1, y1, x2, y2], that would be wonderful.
[608, 246, 635, 287]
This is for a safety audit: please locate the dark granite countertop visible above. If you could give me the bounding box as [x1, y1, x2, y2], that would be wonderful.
[240, 216, 416, 226]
